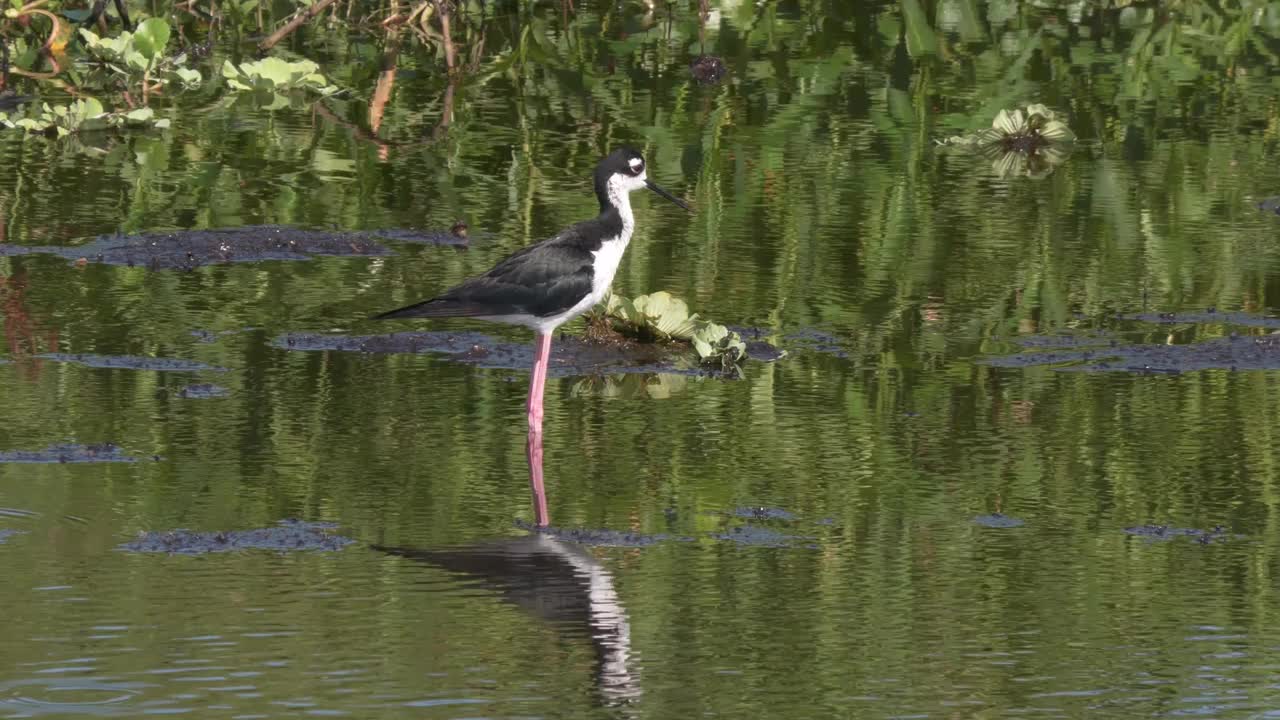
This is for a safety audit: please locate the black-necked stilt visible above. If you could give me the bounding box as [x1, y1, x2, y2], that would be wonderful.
[374, 147, 691, 526]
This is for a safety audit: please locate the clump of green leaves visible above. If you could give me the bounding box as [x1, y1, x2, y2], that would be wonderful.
[222, 58, 339, 95]
[80, 19, 203, 92]
[939, 104, 1075, 179]
[0, 98, 169, 136]
[601, 291, 747, 368]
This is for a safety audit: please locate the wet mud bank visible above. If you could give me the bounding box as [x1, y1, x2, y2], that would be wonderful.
[986, 312, 1280, 372]
[0, 443, 140, 463]
[1123, 525, 1236, 544]
[275, 331, 735, 378]
[119, 520, 356, 554]
[275, 326, 802, 378]
[0, 225, 473, 270]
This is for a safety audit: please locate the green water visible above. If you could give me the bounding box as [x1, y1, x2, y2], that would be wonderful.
[4, 0, 1280, 717]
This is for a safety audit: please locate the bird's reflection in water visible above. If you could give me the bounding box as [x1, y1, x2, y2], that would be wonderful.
[377, 533, 640, 710]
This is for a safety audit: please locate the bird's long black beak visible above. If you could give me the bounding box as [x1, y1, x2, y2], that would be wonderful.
[645, 179, 692, 212]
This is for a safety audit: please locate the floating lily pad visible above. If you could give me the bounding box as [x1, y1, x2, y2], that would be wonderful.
[0, 226, 392, 269]
[274, 331, 736, 378]
[973, 513, 1026, 528]
[119, 519, 356, 554]
[40, 354, 225, 372]
[0, 443, 138, 463]
[176, 383, 230, 399]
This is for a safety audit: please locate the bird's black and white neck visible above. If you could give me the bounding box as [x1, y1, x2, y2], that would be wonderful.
[373, 146, 691, 528]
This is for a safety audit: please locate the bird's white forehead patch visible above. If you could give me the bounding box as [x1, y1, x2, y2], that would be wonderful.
[628, 157, 644, 171]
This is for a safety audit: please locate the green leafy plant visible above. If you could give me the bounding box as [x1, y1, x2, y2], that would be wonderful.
[600, 291, 747, 367]
[80, 19, 203, 93]
[221, 57, 339, 95]
[0, 98, 170, 136]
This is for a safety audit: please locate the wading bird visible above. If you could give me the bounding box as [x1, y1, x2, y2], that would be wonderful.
[374, 147, 691, 526]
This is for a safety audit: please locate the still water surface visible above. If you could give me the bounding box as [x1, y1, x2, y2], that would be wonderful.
[4, 1, 1280, 717]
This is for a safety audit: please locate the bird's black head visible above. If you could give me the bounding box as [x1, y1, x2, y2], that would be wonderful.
[592, 146, 691, 213]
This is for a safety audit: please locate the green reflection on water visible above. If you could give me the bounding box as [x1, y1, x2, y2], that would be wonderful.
[3, 0, 1280, 717]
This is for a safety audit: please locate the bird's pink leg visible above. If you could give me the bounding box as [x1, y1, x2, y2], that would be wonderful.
[526, 332, 552, 527]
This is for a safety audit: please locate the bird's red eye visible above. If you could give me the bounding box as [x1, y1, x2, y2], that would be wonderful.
[628, 161, 644, 176]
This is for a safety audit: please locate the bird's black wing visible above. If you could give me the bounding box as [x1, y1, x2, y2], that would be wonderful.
[374, 230, 596, 320]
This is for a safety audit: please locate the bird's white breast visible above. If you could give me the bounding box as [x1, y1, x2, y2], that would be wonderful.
[590, 237, 630, 302]
[588, 179, 636, 303]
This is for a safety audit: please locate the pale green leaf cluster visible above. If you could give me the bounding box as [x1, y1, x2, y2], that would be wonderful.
[939, 104, 1076, 179]
[603, 291, 747, 366]
[0, 98, 170, 137]
[981, 104, 1075, 144]
[222, 58, 339, 95]
[80, 18, 203, 90]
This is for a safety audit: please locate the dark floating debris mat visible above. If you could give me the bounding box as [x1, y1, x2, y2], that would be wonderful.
[119, 520, 357, 554]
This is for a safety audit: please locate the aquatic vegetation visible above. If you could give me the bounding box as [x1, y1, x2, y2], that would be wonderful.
[0, 97, 168, 135]
[222, 57, 339, 96]
[599, 291, 747, 368]
[939, 104, 1075, 179]
[80, 19, 203, 94]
